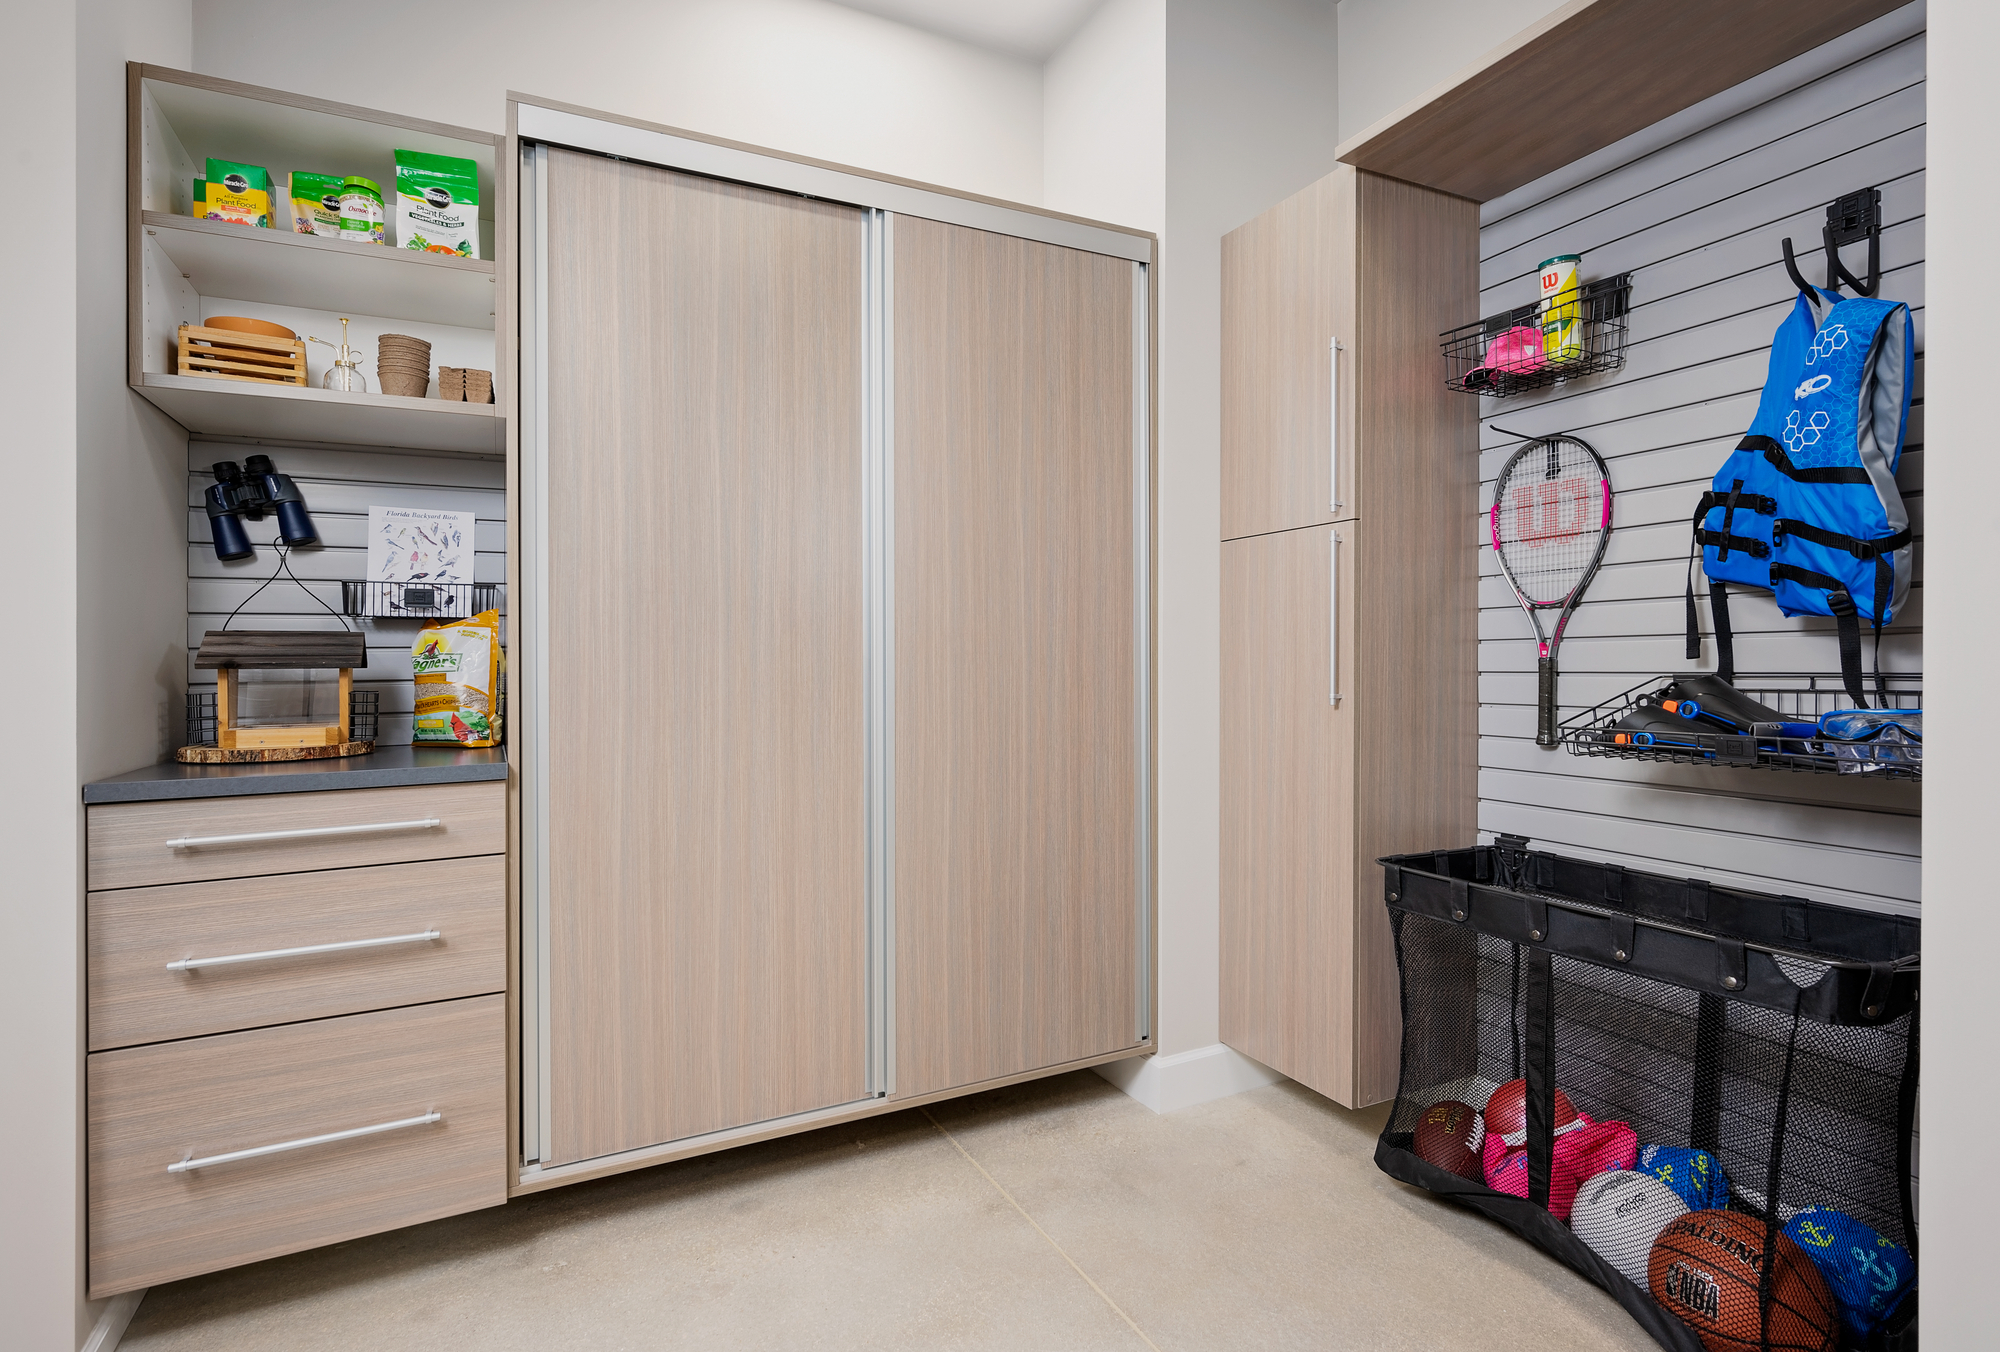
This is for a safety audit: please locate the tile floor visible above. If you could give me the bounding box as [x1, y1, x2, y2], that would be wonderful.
[119, 1070, 1660, 1350]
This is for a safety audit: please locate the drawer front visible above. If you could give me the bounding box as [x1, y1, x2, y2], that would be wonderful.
[89, 856, 505, 1051]
[87, 781, 505, 890]
[88, 994, 504, 1296]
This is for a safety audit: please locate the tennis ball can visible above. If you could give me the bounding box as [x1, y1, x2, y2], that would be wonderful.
[1540, 254, 1585, 363]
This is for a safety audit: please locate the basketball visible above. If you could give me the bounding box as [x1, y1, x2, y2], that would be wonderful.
[1572, 1170, 1687, 1287]
[1483, 1078, 1578, 1146]
[1413, 1099, 1486, 1180]
[1648, 1211, 1838, 1352]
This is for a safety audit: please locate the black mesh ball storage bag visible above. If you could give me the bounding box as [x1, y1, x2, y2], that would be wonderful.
[1375, 838, 1918, 1352]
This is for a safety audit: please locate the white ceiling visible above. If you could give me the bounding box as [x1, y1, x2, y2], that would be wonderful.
[829, 0, 1107, 61]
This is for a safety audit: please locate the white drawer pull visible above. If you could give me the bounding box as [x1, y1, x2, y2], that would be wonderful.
[167, 930, 442, 972]
[165, 818, 442, 849]
[168, 1111, 443, 1173]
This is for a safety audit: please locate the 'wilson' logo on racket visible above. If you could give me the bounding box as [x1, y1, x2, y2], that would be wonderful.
[1507, 478, 1599, 545]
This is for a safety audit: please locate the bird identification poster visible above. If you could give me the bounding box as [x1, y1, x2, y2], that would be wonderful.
[367, 506, 475, 586]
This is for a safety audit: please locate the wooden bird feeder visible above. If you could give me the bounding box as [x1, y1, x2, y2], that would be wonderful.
[178, 630, 374, 763]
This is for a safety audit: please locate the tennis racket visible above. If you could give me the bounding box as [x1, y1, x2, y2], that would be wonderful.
[1489, 431, 1613, 748]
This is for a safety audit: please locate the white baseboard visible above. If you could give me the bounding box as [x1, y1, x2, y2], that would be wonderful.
[1094, 1043, 1285, 1113]
[82, 1291, 144, 1352]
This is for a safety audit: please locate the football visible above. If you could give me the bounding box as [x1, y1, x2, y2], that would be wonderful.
[1413, 1099, 1486, 1180]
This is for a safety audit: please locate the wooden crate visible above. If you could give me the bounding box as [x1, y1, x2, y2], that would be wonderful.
[177, 324, 307, 386]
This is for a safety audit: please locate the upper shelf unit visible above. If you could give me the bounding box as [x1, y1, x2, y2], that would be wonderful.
[128, 64, 506, 455]
[1334, 0, 1910, 202]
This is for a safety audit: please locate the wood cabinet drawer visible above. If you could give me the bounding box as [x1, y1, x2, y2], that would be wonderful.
[88, 994, 504, 1296]
[89, 856, 505, 1051]
[87, 781, 504, 890]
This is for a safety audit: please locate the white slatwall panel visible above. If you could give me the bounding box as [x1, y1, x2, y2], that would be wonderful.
[1475, 28, 1924, 915]
[186, 441, 506, 747]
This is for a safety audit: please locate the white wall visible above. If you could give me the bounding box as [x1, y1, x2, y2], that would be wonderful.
[1, 9, 81, 1345]
[1917, 0, 1993, 1340]
[1151, 0, 1340, 1078]
[81, 11, 193, 785]
[3, 4, 193, 1348]
[1335, 0, 1567, 140]
[1051, 1, 1342, 1111]
[1043, 0, 1166, 232]
[193, 0, 1045, 206]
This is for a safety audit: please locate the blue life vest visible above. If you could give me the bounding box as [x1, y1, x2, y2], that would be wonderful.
[1690, 293, 1819, 591]
[1688, 291, 1913, 706]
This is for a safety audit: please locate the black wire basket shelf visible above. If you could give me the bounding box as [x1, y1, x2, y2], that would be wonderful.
[1442, 273, 1632, 398]
[341, 580, 502, 620]
[1561, 672, 1920, 781]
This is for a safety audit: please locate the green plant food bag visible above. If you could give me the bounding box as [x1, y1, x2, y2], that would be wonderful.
[289, 171, 344, 237]
[393, 149, 480, 258]
[204, 159, 272, 228]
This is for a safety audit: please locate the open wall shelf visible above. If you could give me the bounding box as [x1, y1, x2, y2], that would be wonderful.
[143, 213, 497, 329]
[140, 373, 501, 455]
[131, 65, 504, 454]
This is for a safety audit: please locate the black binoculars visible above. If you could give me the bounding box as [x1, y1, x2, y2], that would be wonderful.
[204, 455, 317, 560]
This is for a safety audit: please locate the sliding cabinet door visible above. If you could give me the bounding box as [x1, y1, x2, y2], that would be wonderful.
[542, 149, 867, 1164]
[892, 217, 1143, 1098]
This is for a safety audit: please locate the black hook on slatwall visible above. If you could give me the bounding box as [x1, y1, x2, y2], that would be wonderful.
[1783, 187, 1882, 306]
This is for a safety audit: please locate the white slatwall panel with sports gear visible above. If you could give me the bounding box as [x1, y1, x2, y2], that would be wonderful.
[1474, 16, 1923, 916]
[185, 440, 507, 747]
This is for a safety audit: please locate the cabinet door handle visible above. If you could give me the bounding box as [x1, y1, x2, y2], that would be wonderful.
[167, 1111, 443, 1173]
[1330, 530, 1342, 707]
[165, 818, 442, 849]
[167, 930, 442, 973]
[1329, 336, 1344, 513]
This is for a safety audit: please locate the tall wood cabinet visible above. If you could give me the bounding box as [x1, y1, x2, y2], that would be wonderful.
[892, 218, 1141, 1099]
[1219, 165, 1479, 1108]
[539, 152, 870, 1166]
[517, 104, 1154, 1179]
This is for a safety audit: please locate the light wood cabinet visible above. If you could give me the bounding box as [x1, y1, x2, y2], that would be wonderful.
[1221, 169, 1355, 537]
[1220, 166, 1477, 540]
[1219, 167, 1479, 1108]
[89, 855, 504, 1050]
[86, 781, 504, 890]
[85, 779, 508, 1295]
[515, 101, 1153, 1183]
[88, 995, 505, 1296]
[891, 218, 1143, 1099]
[1220, 524, 1357, 1093]
[538, 151, 870, 1166]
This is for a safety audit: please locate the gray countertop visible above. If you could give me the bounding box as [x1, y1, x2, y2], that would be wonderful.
[83, 745, 509, 803]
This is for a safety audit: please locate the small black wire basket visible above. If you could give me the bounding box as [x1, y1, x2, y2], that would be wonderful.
[1561, 672, 1920, 780]
[341, 580, 502, 620]
[1442, 273, 1632, 398]
[184, 688, 380, 748]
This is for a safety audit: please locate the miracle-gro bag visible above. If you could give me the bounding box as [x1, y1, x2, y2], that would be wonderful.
[412, 609, 503, 746]
[394, 149, 480, 258]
